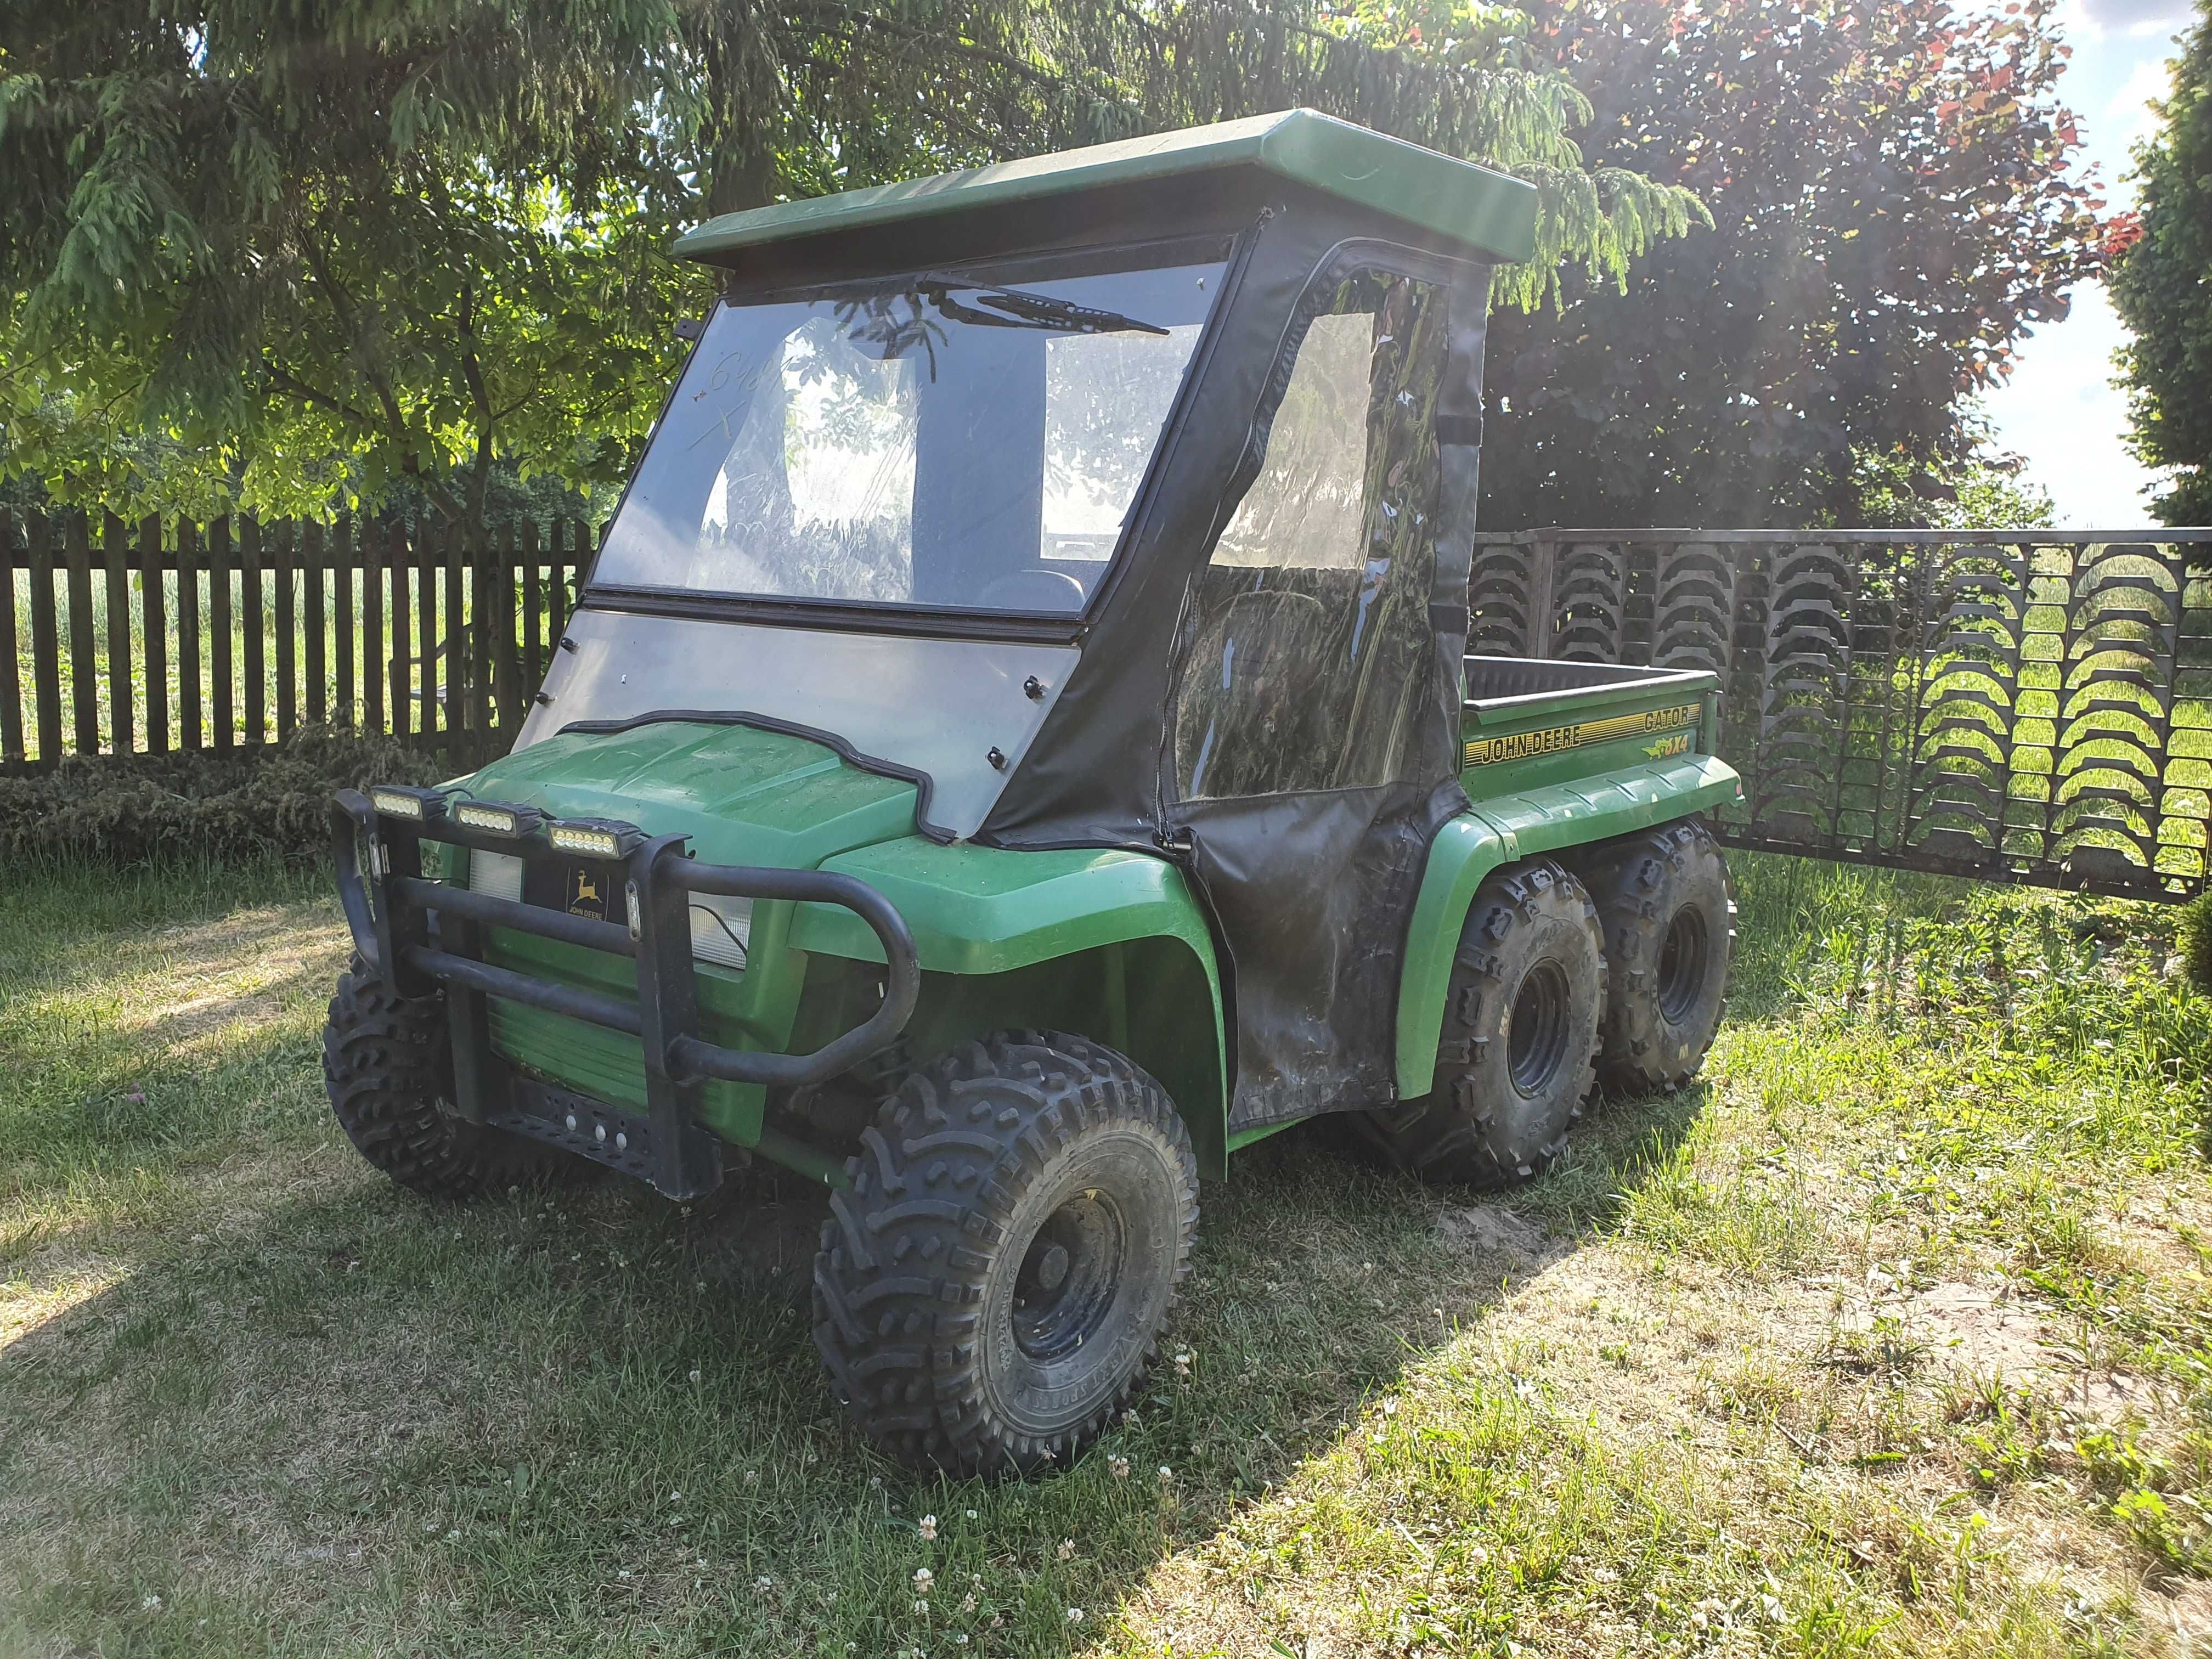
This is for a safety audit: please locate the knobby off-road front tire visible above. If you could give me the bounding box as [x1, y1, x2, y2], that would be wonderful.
[321, 957, 568, 1200]
[813, 1031, 1199, 1478]
[1582, 817, 1736, 1094]
[1355, 859, 1606, 1188]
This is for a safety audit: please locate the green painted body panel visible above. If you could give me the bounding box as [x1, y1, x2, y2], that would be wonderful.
[674, 109, 1539, 266]
[466, 723, 918, 870]
[438, 721, 1230, 1175]
[791, 837, 1231, 1176]
[791, 838, 1213, 975]
[1391, 752, 1742, 1100]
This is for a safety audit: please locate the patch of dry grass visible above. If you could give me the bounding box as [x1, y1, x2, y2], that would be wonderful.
[3, 855, 2210, 1656]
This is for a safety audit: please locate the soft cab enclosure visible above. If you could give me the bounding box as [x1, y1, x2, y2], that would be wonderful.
[516, 110, 1547, 1149]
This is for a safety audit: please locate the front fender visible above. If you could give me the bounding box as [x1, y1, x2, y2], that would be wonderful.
[1395, 755, 1742, 1099]
[788, 837, 1230, 1175]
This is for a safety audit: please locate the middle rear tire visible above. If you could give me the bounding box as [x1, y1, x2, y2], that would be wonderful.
[1353, 859, 1606, 1187]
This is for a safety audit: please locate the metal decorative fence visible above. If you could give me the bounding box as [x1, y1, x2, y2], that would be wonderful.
[0, 511, 599, 772]
[10, 512, 2212, 901]
[1475, 528, 2212, 901]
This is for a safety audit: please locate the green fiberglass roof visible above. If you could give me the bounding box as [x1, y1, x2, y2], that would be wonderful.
[674, 109, 1540, 267]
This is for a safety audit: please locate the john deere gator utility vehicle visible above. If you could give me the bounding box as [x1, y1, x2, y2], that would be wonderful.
[326, 110, 1742, 1476]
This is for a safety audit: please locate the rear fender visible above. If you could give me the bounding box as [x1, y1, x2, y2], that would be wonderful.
[789, 839, 1231, 1177]
[1395, 754, 1741, 1099]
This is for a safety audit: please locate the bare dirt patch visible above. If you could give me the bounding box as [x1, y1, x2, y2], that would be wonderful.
[1436, 1203, 1559, 1265]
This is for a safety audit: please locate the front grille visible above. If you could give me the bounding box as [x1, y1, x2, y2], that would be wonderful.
[471, 849, 524, 901]
[468, 848, 750, 973]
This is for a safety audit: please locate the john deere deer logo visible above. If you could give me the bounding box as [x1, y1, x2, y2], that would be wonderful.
[569, 870, 606, 921]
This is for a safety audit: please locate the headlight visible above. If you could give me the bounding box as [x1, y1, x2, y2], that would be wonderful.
[453, 800, 540, 838]
[369, 785, 442, 821]
[549, 819, 644, 860]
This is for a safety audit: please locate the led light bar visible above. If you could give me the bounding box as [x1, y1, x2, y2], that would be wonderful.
[369, 785, 443, 821]
[453, 800, 542, 838]
[549, 818, 645, 861]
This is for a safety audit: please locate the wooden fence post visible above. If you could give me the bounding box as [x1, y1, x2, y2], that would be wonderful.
[210, 518, 234, 751]
[0, 509, 21, 765]
[26, 515, 59, 764]
[332, 517, 354, 728]
[139, 514, 166, 753]
[274, 520, 297, 740]
[178, 518, 202, 750]
[102, 512, 133, 756]
[241, 517, 266, 747]
[65, 513, 99, 755]
[304, 519, 327, 727]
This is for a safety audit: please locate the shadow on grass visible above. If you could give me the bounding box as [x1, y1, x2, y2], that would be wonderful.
[1, 1081, 1708, 1654]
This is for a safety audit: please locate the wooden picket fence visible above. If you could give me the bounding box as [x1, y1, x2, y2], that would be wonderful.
[0, 511, 600, 772]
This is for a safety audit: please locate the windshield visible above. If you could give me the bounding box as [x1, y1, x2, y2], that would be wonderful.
[591, 244, 1228, 616]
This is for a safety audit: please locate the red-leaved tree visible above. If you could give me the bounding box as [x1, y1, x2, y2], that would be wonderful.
[1458, 0, 2109, 527]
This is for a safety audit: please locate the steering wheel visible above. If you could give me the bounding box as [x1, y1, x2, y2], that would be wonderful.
[977, 569, 1088, 612]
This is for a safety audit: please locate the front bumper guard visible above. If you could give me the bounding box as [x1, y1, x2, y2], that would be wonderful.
[331, 788, 920, 1198]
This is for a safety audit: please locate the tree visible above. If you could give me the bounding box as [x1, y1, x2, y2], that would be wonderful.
[3, 1, 1705, 530]
[2111, 0, 2212, 527]
[0, 0, 693, 534]
[1398, 0, 2108, 529]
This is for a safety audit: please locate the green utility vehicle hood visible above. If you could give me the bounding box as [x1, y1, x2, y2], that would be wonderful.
[464, 721, 919, 870]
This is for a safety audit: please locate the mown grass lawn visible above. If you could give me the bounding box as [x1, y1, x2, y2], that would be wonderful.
[5, 850, 2212, 1656]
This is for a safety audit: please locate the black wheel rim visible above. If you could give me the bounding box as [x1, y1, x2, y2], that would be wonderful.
[1011, 1190, 1127, 1364]
[1656, 906, 1711, 1024]
[1506, 959, 1572, 1097]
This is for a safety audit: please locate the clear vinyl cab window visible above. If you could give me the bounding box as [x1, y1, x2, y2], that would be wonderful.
[1173, 266, 1451, 800]
[591, 242, 1228, 616]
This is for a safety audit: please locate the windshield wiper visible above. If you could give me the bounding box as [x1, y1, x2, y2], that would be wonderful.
[917, 276, 1167, 337]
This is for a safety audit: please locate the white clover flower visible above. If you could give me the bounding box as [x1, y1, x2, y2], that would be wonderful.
[140, 1594, 162, 1611]
[755, 1575, 774, 1591]
[961, 1593, 978, 1614]
[964, 1508, 978, 1520]
[1066, 1606, 1085, 1624]
[955, 1635, 970, 1647]
[1057, 1538, 1075, 1561]
[688, 1368, 702, 1383]
[742, 1469, 759, 1486]
[869, 1475, 883, 1488]
[918, 1514, 939, 1541]
[1110, 1455, 1130, 1479]
[1158, 1465, 1174, 1483]
[914, 1567, 935, 1593]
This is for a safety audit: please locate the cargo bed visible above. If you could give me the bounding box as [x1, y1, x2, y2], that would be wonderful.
[1458, 657, 1719, 786]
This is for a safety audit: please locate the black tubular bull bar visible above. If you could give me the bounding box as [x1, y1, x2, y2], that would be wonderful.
[330, 788, 921, 1198]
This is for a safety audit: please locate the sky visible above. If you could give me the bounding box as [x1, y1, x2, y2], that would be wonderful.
[1977, 0, 2194, 526]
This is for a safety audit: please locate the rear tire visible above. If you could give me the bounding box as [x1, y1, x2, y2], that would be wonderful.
[321, 957, 571, 1200]
[1353, 860, 1605, 1187]
[1583, 818, 1736, 1093]
[812, 1031, 1198, 1477]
